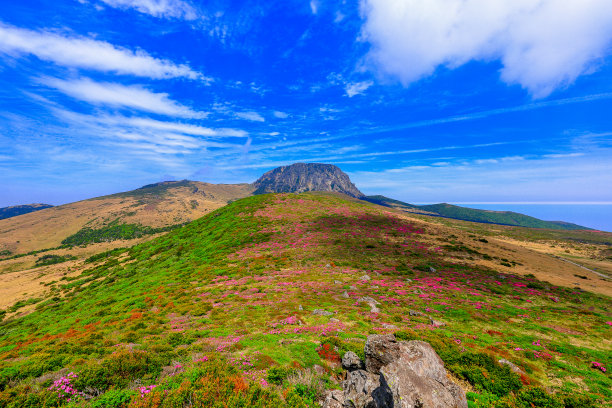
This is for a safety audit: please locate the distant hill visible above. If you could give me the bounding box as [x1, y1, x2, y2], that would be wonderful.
[0, 181, 254, 255]
[0, 203, 53, 220]
[253, 163, 364, 198]
[362, 195, 425, 212]
[363, 195, 590, 230]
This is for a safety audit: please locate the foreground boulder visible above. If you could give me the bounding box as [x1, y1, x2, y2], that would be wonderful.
[324, 334, 467, 408]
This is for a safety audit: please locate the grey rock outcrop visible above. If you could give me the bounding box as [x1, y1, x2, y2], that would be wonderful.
[313, 309, 334, 316]
[322, 334, 467, 408]
[342, 351, 364, 371]
[364, 334, 401, 375]
[252, 163, 364, 198]
[323, 390, 345, 408]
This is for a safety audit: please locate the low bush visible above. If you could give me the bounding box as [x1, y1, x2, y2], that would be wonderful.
[439, 351, 522, 397]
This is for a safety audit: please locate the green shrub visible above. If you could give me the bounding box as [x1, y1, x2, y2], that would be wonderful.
[516, 387, 562, 408]
[562, 394, 596, 408]
[440, 351, 522, 397]
[266, 366, 287, 385]
[91, 389, 136, 408]
[35, 254, 76, 266]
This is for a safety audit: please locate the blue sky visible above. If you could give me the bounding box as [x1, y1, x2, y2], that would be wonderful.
[1, 0, 612, 207]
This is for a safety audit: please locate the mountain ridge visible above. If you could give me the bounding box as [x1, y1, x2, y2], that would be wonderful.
[0, 203, 53, 221]
[363, 195, 591, 231]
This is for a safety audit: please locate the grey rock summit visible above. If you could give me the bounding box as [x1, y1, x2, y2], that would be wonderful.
[253, 163, 364, 198]
[323, 334, 467, 408]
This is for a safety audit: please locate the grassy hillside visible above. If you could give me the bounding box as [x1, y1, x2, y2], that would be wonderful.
[0, 181, 254, 256]
[419, 203, 589, 230]
[0, 193, 610, 407]
[362, 195, 421, 212]
[0, 204, 53, 220]
[363, 196, 590, 230]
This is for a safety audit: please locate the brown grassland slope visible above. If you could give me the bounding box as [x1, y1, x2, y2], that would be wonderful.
[0, 181, 254, 255]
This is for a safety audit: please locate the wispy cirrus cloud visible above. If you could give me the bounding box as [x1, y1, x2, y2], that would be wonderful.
[41, 77, 207, 118]
[337, 92, 612, 137]
[235, 111, 265, 122]
[273, 111, 288, 119]
[97, 0, 198, 20]
[350, 148, 612, 202]
[345, 80, 373, 97]
[0, 23, 204, 80]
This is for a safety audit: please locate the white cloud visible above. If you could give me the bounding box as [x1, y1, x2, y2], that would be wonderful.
[98, 0, 198, 20]
[0, 23, 204, 80]
[273, 111, 289, 119]
[119, 117, 248, 137]
[236, 111, 265, 122]
[42, 77, 207, 118]
[310, 0, 320, 15]
[360, 0, 612, 97]
[345, 80, 373, 97]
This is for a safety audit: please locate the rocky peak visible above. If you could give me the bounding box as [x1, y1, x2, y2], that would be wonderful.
[253, 163, 364, 198]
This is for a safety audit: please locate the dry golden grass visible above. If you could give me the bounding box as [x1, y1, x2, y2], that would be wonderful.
[0, 181, 254, 255]
[380, 209, 612, 297]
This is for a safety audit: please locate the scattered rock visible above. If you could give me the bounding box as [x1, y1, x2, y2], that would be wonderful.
[298, 305, 303, 311]
[349, 285, 358, 290]
[322, 389, 344, 408]
[313, 309, 334, 316]
[327, 334, 467, 408]
[498, 359, 525, 375]
[326, 264, 331, 268]
[342, 369, 381, 408]
[408, 310, 422, 317]
[358, 296, 380, 305]
[335, 280, 342, 284]
[430, 317, 446, 327]
[405, 278, 412, 283]
[360, 274, 371, 281]
[342, 291, 350, 298]
[381, 323, 397, 330]
[342, 351, 364, 371]
[429, 266, 437, 273]
[330, 318, 341, 323]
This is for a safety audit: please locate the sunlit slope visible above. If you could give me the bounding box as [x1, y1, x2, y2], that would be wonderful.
[0, 181, 254, 255]
[0, 193, 610, 407]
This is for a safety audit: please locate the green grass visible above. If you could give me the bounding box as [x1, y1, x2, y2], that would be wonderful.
[61, 222, 182, 246]
[0, 193, 609, 407]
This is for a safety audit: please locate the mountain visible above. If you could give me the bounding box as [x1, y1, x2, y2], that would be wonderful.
[253, 163, 364, 198]
[0, 203, 53, 220]
[0, 181, 254, 255]
[363, 195, 590, 231]
[0, 192, 609, 407]
[418, 203, 590, 230]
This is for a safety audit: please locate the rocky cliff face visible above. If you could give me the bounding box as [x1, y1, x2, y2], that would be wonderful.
[253, 163, 364, 198]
